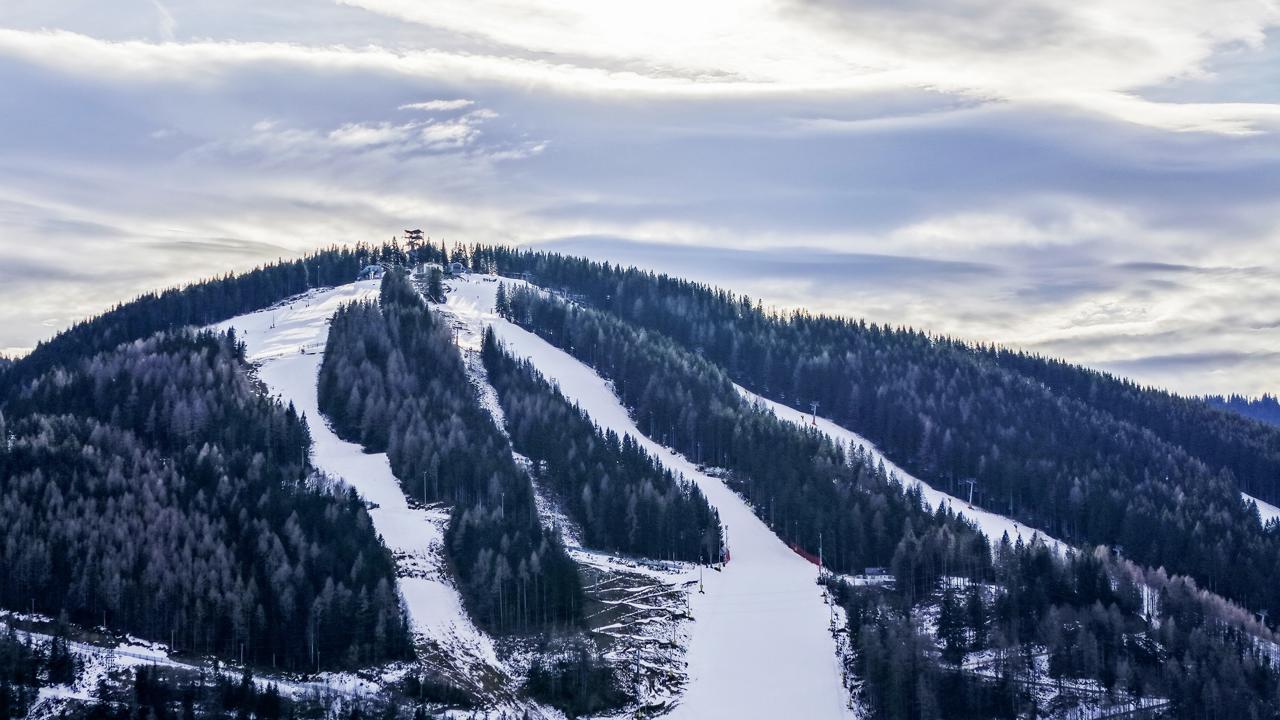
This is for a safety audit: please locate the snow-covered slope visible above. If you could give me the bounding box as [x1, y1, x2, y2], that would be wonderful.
[447, 337, 700, 714]
[737, 387, 1065, 554]
[214, 282, 525, 710]
[1244, 492, 1280, 525]
[441, 277, 854, 720]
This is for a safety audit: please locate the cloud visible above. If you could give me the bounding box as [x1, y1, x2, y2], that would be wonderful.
[3, 10, 1280, 133]
[184, 106, 527, 169]
[337, 0, 1280, 132]
[0, 3, 1277, 397]
[1096, 350, 1280, 396]
[534, 236, 995, 287]
[400, 98, 474, 112]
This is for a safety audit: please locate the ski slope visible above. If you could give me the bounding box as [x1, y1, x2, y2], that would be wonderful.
[213, 282, 518, 706]
[441, 277, 854, 720]
[448, 338, 700, 713]
[737, 387, 1065, 554]
[1244, 492, 1280, 525]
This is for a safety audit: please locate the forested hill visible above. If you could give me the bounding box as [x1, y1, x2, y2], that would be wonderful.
[0, 244, 437, 671]
[1208, 394, 1280, 428]
[979, 349, 1280, 502]
[4, 242, 1280, 717]
[0, 329, 410, 670]
[477, 247, 1280, 504]
[464, 246, 1280, 618]
[496, 278, 1280, 719]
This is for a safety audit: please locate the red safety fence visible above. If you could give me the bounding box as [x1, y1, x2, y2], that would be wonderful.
[790, 543, 821, 567]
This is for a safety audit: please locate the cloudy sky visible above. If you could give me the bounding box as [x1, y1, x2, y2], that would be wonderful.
[2, 1, 1278, 396]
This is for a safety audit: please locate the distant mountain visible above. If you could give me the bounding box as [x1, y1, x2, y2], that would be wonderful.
[1208, 393, 1280, 427]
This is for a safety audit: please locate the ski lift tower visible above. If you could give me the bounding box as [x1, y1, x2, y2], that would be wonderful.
[404, 229, 424, 264]
[962, 478, 977, 509]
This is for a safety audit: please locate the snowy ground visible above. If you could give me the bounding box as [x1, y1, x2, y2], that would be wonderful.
[1243, 492, 1280, 525]
[437, 285, 699, 716]
[737, 387, 1066, 554]
[741, 375, 1280, 684]
[441, 276, 854, 720]
[215, 282, 536, 715]
[427, 293, 696, 714]
[2, 611, 374, 720]
[8, 619, 189, 719]
[959, 645, 1169, 719]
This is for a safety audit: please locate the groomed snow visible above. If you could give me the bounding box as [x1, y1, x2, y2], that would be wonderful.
[736, 386, 1065, 554]
[1244, 492, 1280, 525]
[442, 293, 699, 714]
[214, 282, 517, 705]
[441, 277, 854, 720]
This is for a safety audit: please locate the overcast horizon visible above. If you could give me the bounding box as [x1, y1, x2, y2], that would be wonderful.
[2, 1, 1278, 397]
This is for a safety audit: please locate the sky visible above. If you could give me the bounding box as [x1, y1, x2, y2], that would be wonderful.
[1, 1, 1278, 397]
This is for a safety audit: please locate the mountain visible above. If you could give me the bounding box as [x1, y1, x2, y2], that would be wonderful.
[477, 246, 1280, 618]
[3, 242, 1280, 719]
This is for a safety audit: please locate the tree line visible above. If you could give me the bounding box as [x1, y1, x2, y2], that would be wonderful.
[980, 348, 1280, 504]
[0, 329, 410, 671]
[480, 326, 723, 563]
[317, 270, 584, 634]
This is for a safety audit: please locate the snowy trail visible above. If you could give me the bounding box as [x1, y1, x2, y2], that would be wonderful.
[1244, 492, 1280, 525]
[736, 387, 1065, 553]
[441, 278, 853, 720]
[449, 341, 699, 713]
[213, 281, 517, 705]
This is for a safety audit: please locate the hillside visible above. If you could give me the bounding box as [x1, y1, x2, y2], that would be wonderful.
[474, 246, 1280, 621]
[0, 325, 411, 671]
[3, 243, 1280, 719]
[444, 277, 854, 719]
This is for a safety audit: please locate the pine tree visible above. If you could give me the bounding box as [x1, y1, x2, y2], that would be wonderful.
[965, 584, 987, 649]
[938, 585, 966, 663]
[427, 268, 444, 303]
[495, 282, 509, 316]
